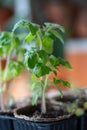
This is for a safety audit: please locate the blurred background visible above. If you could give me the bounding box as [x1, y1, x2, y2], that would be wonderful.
[0, 0, 87, 101]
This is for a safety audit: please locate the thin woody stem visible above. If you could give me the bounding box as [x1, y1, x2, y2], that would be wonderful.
[41, 75, 49, 114]
[0, 58, 4, 110]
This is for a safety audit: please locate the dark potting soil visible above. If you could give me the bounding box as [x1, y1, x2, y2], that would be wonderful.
[54, 95, 78, 103]
[78, 97, 87, 108]
[0, 104, 17, 117]
[15, 102, 71, 122]
[0, 108, 14, 117]
[32, 104, 68, 118]
[0, 97, 31, 111]
[76, 90, 87, 108]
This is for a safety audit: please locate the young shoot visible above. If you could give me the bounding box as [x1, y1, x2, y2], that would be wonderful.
[13, 20, 72, 114]
[0, 31, 24, 110]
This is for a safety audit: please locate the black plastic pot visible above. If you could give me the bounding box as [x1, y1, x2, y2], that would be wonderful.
[0, 98, 31, 130]
[0, 114, 14, 130]
[77, 111, 87, 130]
[13, 103, 78, 130]
[50, 91, 78, 104]
[13, 115, 78, 130]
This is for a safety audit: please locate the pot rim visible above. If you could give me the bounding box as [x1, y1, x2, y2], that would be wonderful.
[14, 104, 73, 122]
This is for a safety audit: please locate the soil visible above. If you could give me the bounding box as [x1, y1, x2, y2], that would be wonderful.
[0, 109, 14, 117]
[75, 90, 87, 108]
[0, 97, 31, 117]
[14, 101, 71, 122]
[49, 93, 79, 111]
[13, 97, 31, 108]
[78, 96, 87, 108]
[53, 95, 78, 103]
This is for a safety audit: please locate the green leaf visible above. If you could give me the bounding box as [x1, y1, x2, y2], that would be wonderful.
[52, 70, 57, 76]
[0, 32, 16, 55]
[0, 47, 3, 56]
[44, 22, 65, 33]
[50, 30, 64, 44]
[84, 102, 87, 109]
[31, 74, 37, 82]
[67, 103, 77, 113]
[50, 55, 72, 69]
[53, 78, 71, 88]
[31, 81, 41, 90]
[28, 22, 40, 35]
[0, 32, 12, 46]
[64, 61, 72, 69]
[13, 20, 40, 35]
[43, 36, 54, 54]
[71, 103, 77, 108]
[55, 86, 63, 97]
[25, 33, 35, 43]
[24, 51, 38, 69]
[12, 20, 29, 32]
[58, 26, 65, 33]
[34, 63, 51, 77]
[58, 57, 72, 69]
[14, 36, 20, 48]
[37, 50, 48, 63]
[75, 108, 84, 116]
[0, 32, 10, 39]
[3, 61, 24, 81]
[44, 22, 59, 28]
[15, 61, 24, 76]
[31, 83, 37, 90]
[32, 85, 42, 105]
[32, 94, 39, 105]
[50, 55, 60, 67]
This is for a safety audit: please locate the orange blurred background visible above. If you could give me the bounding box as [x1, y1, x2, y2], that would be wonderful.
[0, 0, 87, 102]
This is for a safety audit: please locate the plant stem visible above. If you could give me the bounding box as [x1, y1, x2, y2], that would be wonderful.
[0, 58, 5, 110]
[2, 36, 14, 109]
[36, 31, 43, 50]
[45, 26, 52, 33]
[3, 46, 13, 81]
[0, 92, 4, 110]
[2, 46, 13, 102]
[41, 75, 49, 114]
[41, 85, 46, 114]
[7, 79, 14, 107]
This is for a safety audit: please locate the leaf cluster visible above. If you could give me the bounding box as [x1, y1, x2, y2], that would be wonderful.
[0, 31, 25, 82]
[13, 20, 72, 106]
[13, 20, 65, 54]
[25, 48, 71, 103]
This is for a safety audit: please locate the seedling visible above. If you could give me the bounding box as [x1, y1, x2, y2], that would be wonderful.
[13, 20, 72, 114]
[67, 88, 86, 116]
[0, 31, 24, 110]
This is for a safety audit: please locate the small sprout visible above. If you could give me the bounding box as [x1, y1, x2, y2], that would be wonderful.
[25, 32, 35, 43]
[75, 108, 84, 116]
[0, 31, 25, 110]
[9, 96, 14, 108]
[53, 78, 71, 88]
[67, 103, 78, 114]
[50, 29, 64, 44]
[14, 20, 71, 114]
[76, 88, 84, 94]
[84, 102, 87, 109]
